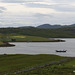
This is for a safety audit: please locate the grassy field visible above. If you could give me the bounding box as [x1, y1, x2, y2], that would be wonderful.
[0, 35, 60, 42]
[0, 41, 4, 45]
[0, 54, 71, 75]
[21, 59, 75, 75]
[11, 36, 55, 42]
[0, 54, 74, 75]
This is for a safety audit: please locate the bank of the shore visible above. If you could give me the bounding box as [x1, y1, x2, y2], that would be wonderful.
[6, 39, 65, 42]
[0, 35, 65, 43]
[0, 39, 65, 47]
[0, 41, 15, 47]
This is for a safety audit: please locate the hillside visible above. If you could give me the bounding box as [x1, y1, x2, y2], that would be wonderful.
[0, 26, 75, 38]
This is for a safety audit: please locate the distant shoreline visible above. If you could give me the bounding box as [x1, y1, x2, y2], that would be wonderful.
[0, 39, 65, 47]
[8, 40, 65, 42]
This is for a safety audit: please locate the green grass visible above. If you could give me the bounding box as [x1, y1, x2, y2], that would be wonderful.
[0, 54, 68, 75]
[0, 41, 4, 45]
[0, 35, 56, 42]
[15, 58, 75, 75]
[15, 36, 55, 42]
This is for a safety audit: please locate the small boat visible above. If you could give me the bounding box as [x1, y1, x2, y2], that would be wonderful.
[56, 50, 67, 52]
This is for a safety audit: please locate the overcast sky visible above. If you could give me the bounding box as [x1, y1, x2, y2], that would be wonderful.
[0, 0, 75, 27]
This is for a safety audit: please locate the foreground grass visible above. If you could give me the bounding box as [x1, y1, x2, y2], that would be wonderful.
[0, 54, 69, 75]
[22, 58, 75, 75]
[13, 58, 75, 75]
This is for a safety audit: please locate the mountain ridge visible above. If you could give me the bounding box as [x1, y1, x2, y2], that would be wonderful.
[19, 24, 75, 29]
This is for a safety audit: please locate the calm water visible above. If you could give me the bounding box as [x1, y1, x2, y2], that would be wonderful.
[0, 38, 75, 57]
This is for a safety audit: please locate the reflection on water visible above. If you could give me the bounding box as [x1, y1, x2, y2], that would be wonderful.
[0, 38, 75, 57]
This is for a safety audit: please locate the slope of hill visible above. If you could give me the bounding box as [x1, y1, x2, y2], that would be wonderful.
[0, 26, 75, 38]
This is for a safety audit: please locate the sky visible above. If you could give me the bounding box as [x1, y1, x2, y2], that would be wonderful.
[0, 0, 75, 27]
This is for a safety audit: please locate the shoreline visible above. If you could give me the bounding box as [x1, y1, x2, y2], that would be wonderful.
[7, 39, 65, 42]
[0, 39, 65, 47]
[0, 41, 15, 47]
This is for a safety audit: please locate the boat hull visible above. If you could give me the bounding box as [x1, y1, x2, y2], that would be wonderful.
[56, 50, 67, 52]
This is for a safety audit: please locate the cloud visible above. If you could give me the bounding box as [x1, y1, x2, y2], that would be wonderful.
[1, 0, 75, 12]
[0, 0, 44, 3]
[53, 0, 75, 3]
[0, 6, 6, 13]
[34, 13, 53, 17]
[0, 10, 75, 27]
[0, 0, 75, 27]
[23, 2, 75, 12]
[54, 4, 75, 12]
[24, 2, 51, 8]
[0, 6, 6, 10]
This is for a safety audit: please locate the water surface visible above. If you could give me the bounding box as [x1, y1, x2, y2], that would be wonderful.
[0, 38, 75, 57]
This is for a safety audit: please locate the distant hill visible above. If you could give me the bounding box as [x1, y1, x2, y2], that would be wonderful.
[17, 23, 75, 29]
[0, 26, 75, 38]
[36, 24, 61, 29]
[36, 24, 75, 29]
[18, 26, 34, 28]
[18, 24, 75, 29]
[68, 24, 75, 27]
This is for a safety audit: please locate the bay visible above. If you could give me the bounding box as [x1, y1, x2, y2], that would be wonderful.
[0, 38, 75, 57]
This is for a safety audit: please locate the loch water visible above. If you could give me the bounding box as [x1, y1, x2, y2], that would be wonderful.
[0, 38, 75, 57]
